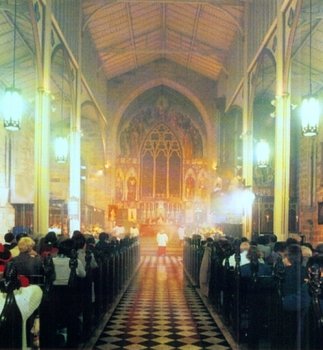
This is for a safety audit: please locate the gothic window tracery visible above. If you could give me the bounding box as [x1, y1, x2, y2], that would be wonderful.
[141, 124, 182, 199]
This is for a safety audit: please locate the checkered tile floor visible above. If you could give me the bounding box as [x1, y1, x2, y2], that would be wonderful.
[94, 256, 231, 350]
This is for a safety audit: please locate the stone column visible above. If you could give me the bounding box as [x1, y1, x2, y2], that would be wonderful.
[273, 6, 291, 241]
[242, 2, 253, 239]
[68, 4, 82, 234]
[33, 1, 52, 235]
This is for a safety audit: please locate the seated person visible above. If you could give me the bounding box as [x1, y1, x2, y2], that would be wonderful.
[95, 232, 110, 256]
[281, 244, 311, 350]
[51, 239, 86, 348]
[72, 232, 98, 271]
[0, 243, 12, 278]
[4, 232, 19, 258]
[3, 232, 17, 250]
[0, 263, 42, 349]
[225, 241, 251, 267]
[52, 239, 86, 286]
[240, 245, 272, 278]
[38, 231, 59, 258]
[12, 237, 43, 283]
[304, 254, 323, 349]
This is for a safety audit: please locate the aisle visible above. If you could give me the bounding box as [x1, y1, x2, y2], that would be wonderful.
[93, 256, 232, 350]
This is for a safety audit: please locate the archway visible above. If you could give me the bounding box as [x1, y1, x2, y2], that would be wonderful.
[112, 86, 210, 239]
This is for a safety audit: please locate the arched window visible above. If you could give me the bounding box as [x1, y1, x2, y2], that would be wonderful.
[141, 124, 182, 199]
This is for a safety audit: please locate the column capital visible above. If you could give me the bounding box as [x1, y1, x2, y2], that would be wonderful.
[275, 92, 290, 100]
[37, 87, 51, 96]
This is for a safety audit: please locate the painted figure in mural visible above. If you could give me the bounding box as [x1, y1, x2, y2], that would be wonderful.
[120, 127, 130, 156]
[127, 175, 137, 201]
[115, 172, 123, 201]
[183, 132, 193, 159]
[198, 172, 208, 199]
[129, 125, 140, 157]
[191, 126, 203, 158]
[185, 174, 195, 199]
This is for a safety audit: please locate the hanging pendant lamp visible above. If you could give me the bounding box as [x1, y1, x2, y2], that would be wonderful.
[54, 52, 68, 163]
[301, 0, 320, 137]
[2, 0, 24, 131]
[256, 139, 270, 168]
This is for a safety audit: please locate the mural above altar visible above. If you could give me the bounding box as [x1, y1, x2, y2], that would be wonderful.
[108, 86, 214, 231]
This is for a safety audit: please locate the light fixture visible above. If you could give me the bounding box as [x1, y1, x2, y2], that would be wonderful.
[301, 0, 320, 137]
[54, 136, 68, 163]
[2, 0, 24, 131]
[54, 52, 68, 163]
[241, 186, 255, 210]
[255, 139, 270, 168]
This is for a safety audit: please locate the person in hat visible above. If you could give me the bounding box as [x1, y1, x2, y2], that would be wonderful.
[3, 232, 19, 258]
[0, 243, 12, 278]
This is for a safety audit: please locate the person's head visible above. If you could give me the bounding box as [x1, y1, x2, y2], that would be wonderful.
[99, 232, 109, 242]
[58, 239, 74, 257]
[0, 244, 12, 264]
[4, 232, 15, 244]
[257, 235, 270, 245]
[44, 231, 57, 246]
[315, 243, 323, 254]
[240, 241, 250, 253]
[284, 244, 302, 266]
[306, 254, 323, 278]
[273, 241, 287, 254]
[17, 237, 36, 253]
[218, 239, 234, 258]
[16, 233, 28, 243]
[85, 234, 95, 246]
[72, 232, 86, 250]
[72, 230, 82, 238]
[301, 245, 313, 261]
[270, 234, 278, 243]
[247, 245, 261, 262]
[286, 237, 299, 246]
[302, 242, 314, 252]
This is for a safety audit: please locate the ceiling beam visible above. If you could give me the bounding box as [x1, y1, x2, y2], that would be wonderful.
[1, 7, 35, 57]
[0, 1, 29, 13]
[161, 2, 166, 58]
[108, 0, 247, 5]
[102, 47, 222, 55]
[82, 0, 246, 32]
[291, 17, 322, 62]
[186, 4, 202, 68]
[125, 2, 138, 68]
[100, 26, 225, 56]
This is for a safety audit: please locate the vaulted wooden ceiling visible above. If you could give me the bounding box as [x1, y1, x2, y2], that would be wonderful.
[0, 1, 323, 109]
[82, 0, 245, 80]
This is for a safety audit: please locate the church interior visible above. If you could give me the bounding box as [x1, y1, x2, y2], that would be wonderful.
[0, 0, 323, 349]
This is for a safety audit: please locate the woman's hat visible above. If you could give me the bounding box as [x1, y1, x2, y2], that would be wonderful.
[0, 243, 12, 263]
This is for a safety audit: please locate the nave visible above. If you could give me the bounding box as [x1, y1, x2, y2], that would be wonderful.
[89, 255, 233, 350]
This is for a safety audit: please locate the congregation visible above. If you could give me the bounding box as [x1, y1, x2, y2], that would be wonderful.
[0, 228, 322, 350]
[0, 230, 140, 349]
[185, 232, 323, 350]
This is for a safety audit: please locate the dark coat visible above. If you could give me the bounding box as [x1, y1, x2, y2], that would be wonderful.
[12, 252, 43, 280]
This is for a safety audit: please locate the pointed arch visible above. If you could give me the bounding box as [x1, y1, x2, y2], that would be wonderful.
[140, 123, 182, 199]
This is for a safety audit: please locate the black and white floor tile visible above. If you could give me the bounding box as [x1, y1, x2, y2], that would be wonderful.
[94, 256, 231, 350]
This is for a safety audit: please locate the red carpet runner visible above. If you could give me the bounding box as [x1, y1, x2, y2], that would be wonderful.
[93, 256, 231, 349]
